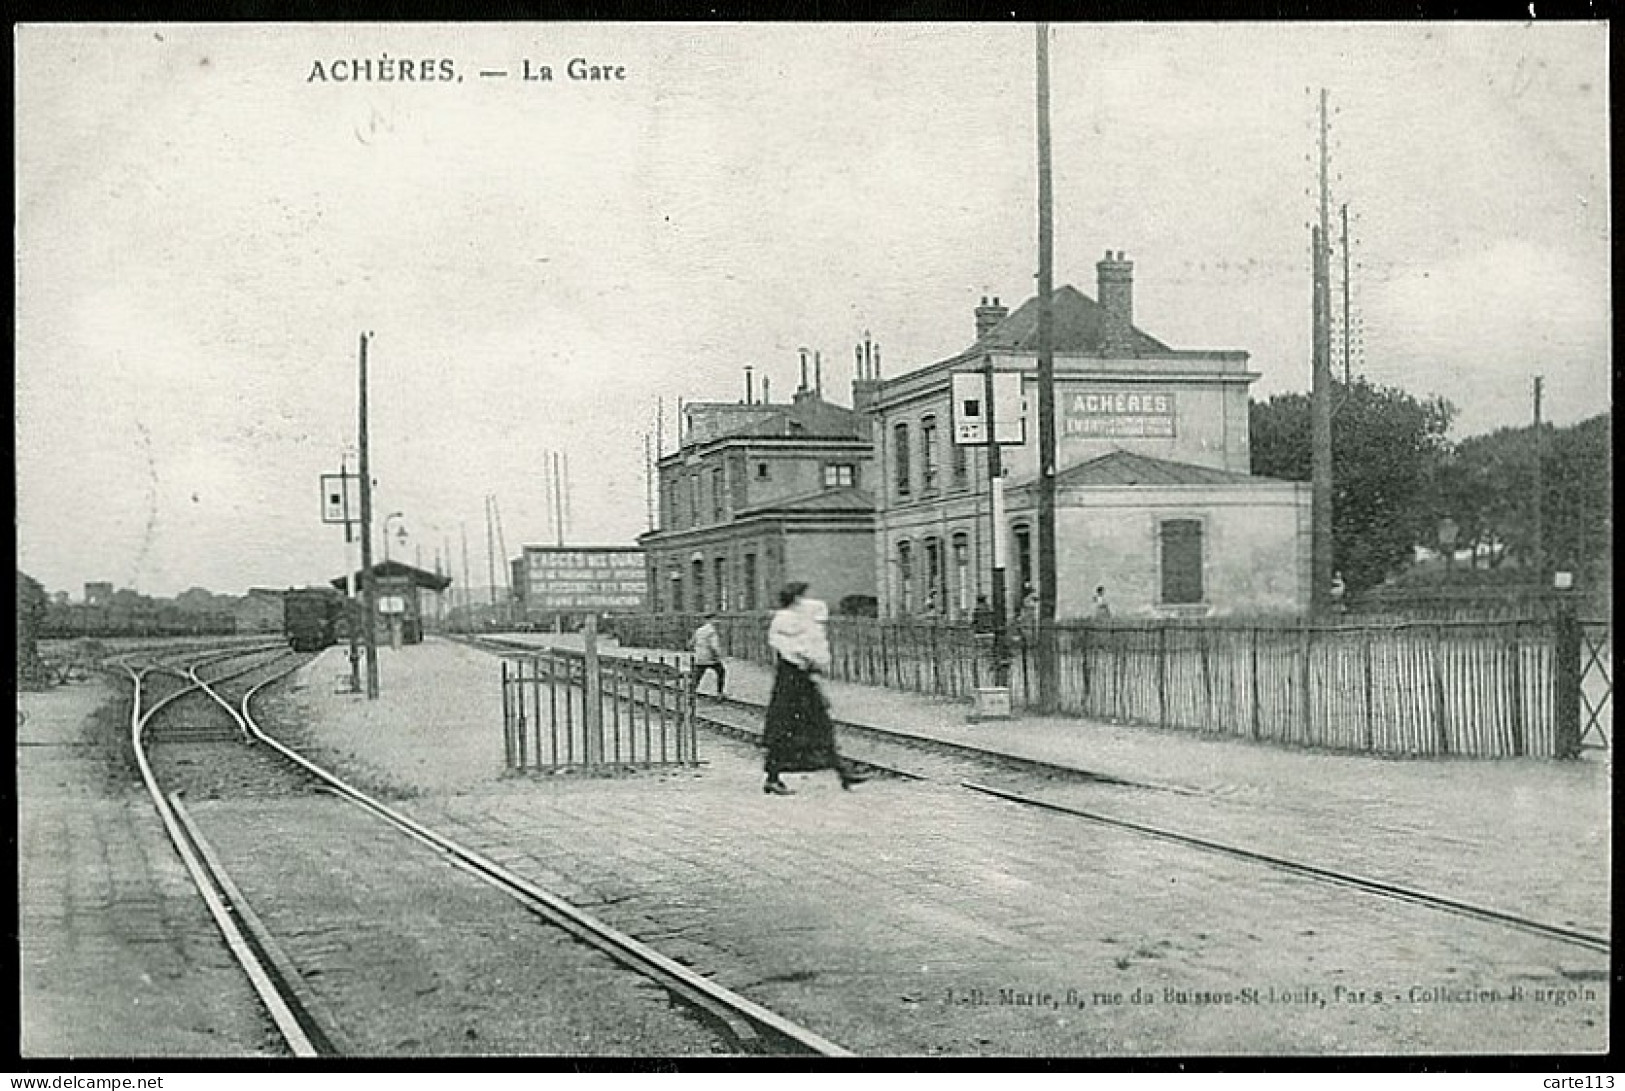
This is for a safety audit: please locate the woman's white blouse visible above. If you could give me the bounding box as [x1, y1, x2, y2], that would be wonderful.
[768, 599, 832, 673]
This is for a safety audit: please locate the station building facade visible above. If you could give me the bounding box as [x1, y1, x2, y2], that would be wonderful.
[639, 372, 877, 615]
[872, 251, 1310, 620]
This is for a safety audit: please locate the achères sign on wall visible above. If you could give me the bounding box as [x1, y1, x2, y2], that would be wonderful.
[525, 549, 648, 610]
[1063, 391, 1177, 438]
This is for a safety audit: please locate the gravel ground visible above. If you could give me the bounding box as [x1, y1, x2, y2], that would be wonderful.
[276, 639, 1609, 1056]
[17, 680, 279, 1058]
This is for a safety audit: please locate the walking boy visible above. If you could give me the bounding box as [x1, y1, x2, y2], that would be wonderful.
[690, 613, 726, 696]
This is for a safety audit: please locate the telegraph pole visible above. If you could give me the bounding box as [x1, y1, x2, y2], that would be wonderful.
[1533, 376, 1544, 583]
[984, 356, 1010, 689]
[1340, 202, 1353, 387]
[1310, 88, 1335, 615]
[357, 332, 379, 699]
[1034, 21, 1059, 710]
[341, 454, 360, 693]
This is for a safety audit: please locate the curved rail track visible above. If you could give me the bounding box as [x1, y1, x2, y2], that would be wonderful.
[464, 634, 1610, 959]
[119, 641, 853, 1058]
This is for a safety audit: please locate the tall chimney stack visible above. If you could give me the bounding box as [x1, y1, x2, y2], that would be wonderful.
[762, 376, 771, 403]
[814, 350, 822, 397]
[975, 295, 1010, 341]
[744, 365, 755, 404]
[798, 348, 809, 393]
[1097, 250, 1136, 356]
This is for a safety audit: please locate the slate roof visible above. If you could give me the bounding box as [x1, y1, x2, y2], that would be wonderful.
[330, 560, 453, 592]
[1011, 449, 1284, 489]
[974, 285, 1172, 356]
[736, 486, 875, 517]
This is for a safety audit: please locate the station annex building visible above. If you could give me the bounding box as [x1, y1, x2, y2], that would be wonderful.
[638, 357, 878, 616]
[873, 251, 1310, 621]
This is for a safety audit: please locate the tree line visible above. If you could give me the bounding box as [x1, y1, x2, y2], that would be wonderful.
[1250, 379, 1611, 601]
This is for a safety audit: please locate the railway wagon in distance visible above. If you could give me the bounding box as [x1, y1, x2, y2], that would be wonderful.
[284, 586, 346, 652]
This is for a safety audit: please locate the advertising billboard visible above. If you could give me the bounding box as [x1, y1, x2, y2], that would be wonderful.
[522, 548, 648, 612]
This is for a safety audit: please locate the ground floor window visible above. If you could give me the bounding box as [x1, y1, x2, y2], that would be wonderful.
[952, 533, 971, 617]
[896, 540, 913, 616]
[714, 556, 729, 612]
[1012, 523, 1033, 599]
[923, 537, 943, 617]
[1160, 519, 1204, 604]
[692, 559, 706, 613]
[743, 553, 757, 611]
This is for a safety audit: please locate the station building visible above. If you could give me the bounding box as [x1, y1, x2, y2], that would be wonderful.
[872, 251, 1311, 620]
[639, 357, 877, 614]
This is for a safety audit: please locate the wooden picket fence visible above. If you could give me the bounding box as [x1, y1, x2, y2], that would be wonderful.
[614, 611, 1608, 760]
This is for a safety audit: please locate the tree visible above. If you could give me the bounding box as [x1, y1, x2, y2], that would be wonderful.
[1429, 412, 1611, 584]
[1251, 379, 1455, 599]
[17, 570, 50, 689]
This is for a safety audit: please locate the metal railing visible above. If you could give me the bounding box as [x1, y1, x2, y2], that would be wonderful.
[501, 648, 700, 771]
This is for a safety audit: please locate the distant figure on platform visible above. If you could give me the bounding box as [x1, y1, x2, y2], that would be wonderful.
[761, 582, 866, 796]
[971, 594, 995, 635]
[1093, 586, 1112, 619]
[690, 613, 725, 696]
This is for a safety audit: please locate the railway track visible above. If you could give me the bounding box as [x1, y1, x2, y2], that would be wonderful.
[121, 639, 854, 1058]
[464, 635, 1611, 959]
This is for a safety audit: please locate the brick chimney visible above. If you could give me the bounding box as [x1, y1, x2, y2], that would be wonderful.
[852, 333, 882, 440]
[974, 295, 1009, 341]
[1097, 250, 1136, 356]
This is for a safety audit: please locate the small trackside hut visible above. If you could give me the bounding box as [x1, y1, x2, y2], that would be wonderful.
[331, 560, 451, 645]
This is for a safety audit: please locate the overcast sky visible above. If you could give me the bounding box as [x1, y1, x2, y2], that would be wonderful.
[15, 22, 1610, 598]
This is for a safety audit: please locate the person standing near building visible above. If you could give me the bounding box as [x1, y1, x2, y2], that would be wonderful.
[761, 582, 865, 796]
[690, 613, 725, 696]
[1093, 586, 1112, 619]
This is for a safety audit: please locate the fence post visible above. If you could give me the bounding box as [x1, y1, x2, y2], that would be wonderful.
[501, 660, 514, 770]
[1362, 627, 1375, 752]
[1156, 624, 1168, 727]
[1298, 623, 1312, 746]
[1554, 603, 1582, 760]
[582, 614, 604, 764]
[1431, 623, 1450, 756]
[1507, 621, 1526, 757]
[1250, 626, 1261, 741]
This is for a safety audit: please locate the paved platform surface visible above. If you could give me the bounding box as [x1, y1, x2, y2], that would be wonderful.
[510, 631, 1612, 933]
[279, 636, 1608, 1056]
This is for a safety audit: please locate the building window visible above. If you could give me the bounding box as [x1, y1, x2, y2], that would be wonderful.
[688, 475, 700, 526]
[921, 416, 939, 493]
[1161, 519, 1204, 604]
[743, 553, 758, 611]
[894, 423, 911, 498]
[1013, 523, 1034, 601]
[757, 461, 770, 480]
[730, 457, 747, 508]
[896, 540, 913, 615]
[712, 466, 726, 521]
[670, 575, 683, 614]
[823, 463, 855, 488]
[952, 533, 971, 617]
[951, 436, 968, 489]
[714, 556, 729, 611]
[923, 537, 943, 616]
[692, 558, 706, 613]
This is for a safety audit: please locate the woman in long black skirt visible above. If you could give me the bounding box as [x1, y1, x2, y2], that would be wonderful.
[761, 582, 865, 796]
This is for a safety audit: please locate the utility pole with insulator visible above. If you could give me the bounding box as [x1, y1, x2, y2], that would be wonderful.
[1533, 375, 1544, 584]
[1034, 21, 1059, 710]
[357, 331, 380, 699]
[1310, 88, 1335, 615]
